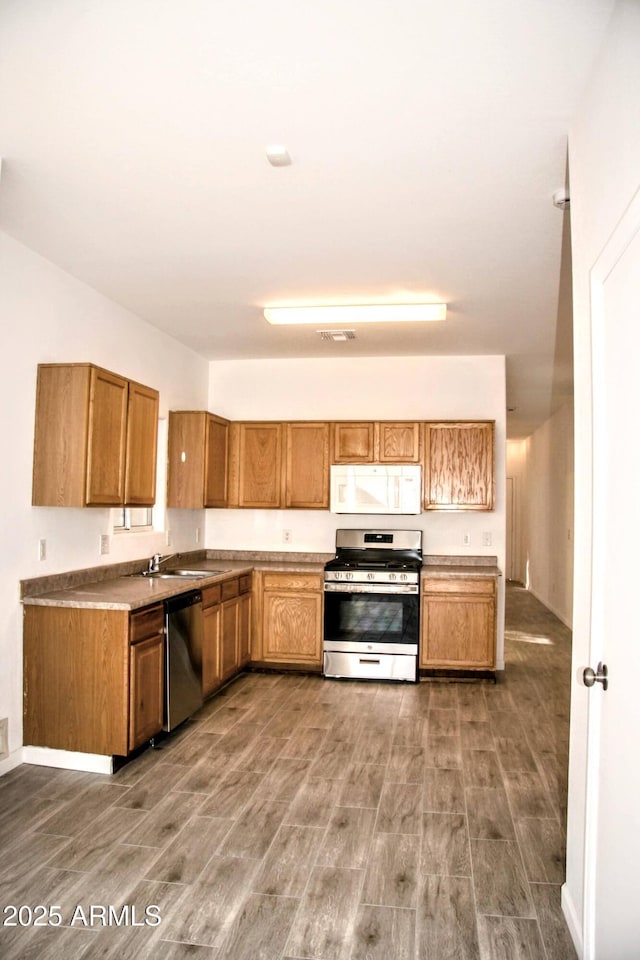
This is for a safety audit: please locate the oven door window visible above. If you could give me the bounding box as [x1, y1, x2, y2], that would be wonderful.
[324, 592, 419, 645]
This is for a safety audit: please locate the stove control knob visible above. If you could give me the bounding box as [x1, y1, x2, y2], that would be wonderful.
[346, 572, 354, 580]
[367, 572, 375, 580]
[334, 572, 341, 580]
[400, 573, 408, 581]
[389, 573, 397, 581]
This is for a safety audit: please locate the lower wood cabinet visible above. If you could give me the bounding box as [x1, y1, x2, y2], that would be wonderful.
[129, 625, 164, 750]
[23, 602, 164, 756]
[201, 574, 252, 696]
[420, 576, 497, 671]
[257, 572, 323, 667]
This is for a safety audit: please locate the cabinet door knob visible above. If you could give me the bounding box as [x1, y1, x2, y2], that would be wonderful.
[583, 662, 609, 691]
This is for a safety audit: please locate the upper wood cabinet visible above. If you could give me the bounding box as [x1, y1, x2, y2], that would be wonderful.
[285, 422, 331, 509]
[423, 421, 494, 511]
[377, 422, 421, 463]
[125, 381, 160, 505]
[332, 422, 375, 462]
[332, 421, 421, 464]
[32, 363, 159, 507]
[228, 422, 283, 508]
[167, 411, 229, 509]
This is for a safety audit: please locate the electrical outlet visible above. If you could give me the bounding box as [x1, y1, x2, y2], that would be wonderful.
[195, 527, 200, 545]
[282, 529, 292, 544]
[38, 538, 46, 561]
[100, 534, 110, 555]
[0, 718, 8, 760]
[482, 531, 492, 547]
[166, 529, 172, 547]
[463, 532, 471, 546]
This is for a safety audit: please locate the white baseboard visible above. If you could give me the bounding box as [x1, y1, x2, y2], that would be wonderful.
[0, 748, 25, 778]
[528, 585, 573, 628]
[562, 882, 584, 959]
[21, 745, 113, 775]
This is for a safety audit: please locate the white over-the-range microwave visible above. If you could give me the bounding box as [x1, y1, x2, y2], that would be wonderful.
[330, 464, 422, 515]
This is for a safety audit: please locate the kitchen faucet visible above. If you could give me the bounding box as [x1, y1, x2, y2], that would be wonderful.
[147, 552, 178, 574]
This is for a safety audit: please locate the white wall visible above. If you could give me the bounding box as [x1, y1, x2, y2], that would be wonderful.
[565, 0, 640, 949]
[0, 232, 209, 774]
[506, 399, 574, 626]
[207, 355, 507, 664]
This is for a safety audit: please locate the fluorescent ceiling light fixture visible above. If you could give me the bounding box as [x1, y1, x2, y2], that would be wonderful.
[264, 303, 447, 325]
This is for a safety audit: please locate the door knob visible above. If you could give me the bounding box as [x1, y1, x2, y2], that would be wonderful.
[583, 662, 609, 691]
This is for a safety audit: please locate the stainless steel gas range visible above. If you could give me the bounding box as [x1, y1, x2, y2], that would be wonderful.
[323, 529, 422, 682]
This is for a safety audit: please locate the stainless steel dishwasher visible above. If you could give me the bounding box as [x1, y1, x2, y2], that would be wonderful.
[163, 590, 203, 732]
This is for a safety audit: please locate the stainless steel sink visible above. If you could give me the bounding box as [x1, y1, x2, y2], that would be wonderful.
[129, 570, 215, 580]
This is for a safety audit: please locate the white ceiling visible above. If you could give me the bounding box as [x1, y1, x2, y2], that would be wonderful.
[0, 0, 615, 437]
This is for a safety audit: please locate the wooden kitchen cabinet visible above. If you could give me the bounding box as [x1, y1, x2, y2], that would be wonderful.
[332, 420, 421, 464]
[420, 576, 497, 672]
[23, 601, 164, 756]
[259, 572, 323, 667]
[201, 583, 222, 697]
[285, 421, 331, 508]
[228, 422, 283, 508]
[129, 606, 164, 750]
[377, 422, 421, 463]
[167, 410, 229, 509]
[332, 422, 375, 462]
[423, 421, 494, 511]
[32, 363, 159, 507]
[200, 575, 251, 695]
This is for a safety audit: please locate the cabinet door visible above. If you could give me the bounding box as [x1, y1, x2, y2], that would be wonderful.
[285, 422, 330, 508]
[237, 592, 251, 667]
[237, 423, 283, 508]
[32, 364, 92, 506]
[125, 381, 159, 506]
[377, 422, 421, 463]
[205, 415, 229, 507]
[420, 579, 496, 669]
[202, 602, 222, 697]
[220, 597, 239, 680]
[423, 422, 494, 510]
[129, 633, 164, 750]
[85, 367, 129, 505]
[262, 573, 323, 665]
[167, 411, 206, 508]
[332, 422, 375, 463]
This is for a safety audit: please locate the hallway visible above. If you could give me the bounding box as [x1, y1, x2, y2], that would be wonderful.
[0, 583, 576, 959]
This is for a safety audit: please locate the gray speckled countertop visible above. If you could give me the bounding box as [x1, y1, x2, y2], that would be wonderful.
[20, 553, 328, 611]
[21, 551, 500, 611]
[421, 556, 501, 579]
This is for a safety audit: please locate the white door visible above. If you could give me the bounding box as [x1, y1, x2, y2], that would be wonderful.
[583, 186, 640, 958]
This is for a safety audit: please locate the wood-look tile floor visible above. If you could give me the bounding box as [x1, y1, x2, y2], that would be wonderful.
[0, 584, 577, 959]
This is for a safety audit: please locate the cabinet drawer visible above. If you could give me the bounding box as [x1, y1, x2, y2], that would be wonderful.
[263, 573, 323, 592]
[221, 577, 239, 601]
[130, 604, 164, 643]
[422, 577, 496, 596]
[202, 583, 222, 608]
[239, 574, 252, 595]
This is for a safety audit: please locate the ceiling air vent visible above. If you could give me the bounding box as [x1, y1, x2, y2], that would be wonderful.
[317, 329, 356, 342]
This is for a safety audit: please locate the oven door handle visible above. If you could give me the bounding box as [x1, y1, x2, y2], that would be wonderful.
[359, 657, 381, 664]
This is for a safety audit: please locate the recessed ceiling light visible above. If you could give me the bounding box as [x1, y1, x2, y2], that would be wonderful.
[264, 303, 447, 325]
